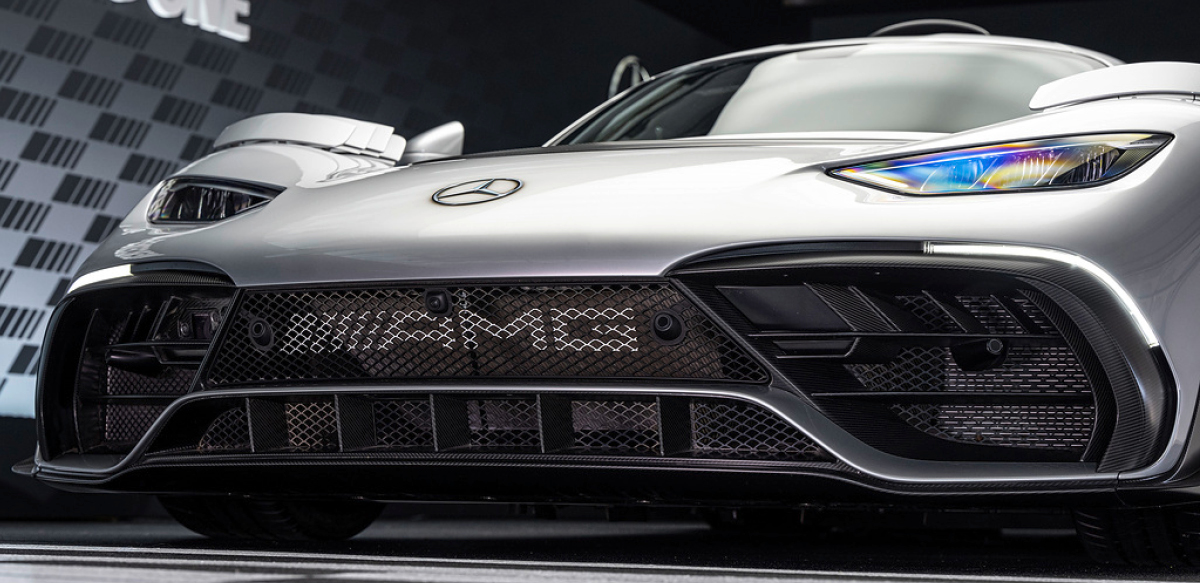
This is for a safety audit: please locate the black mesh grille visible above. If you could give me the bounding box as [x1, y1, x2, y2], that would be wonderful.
[285, 399, 339, 452]
[680, 265, 1110, 464]
[104, 366, 196, 396]
[204, 284, 767, 387]
[151, 393, 833, 464]
[847, 347, 946, 393]
[892, 404, 1094, 450]
[946, 346, 1091, 393]
[1010, 297, 1055, 333]
[467, 398, 540, 451]
[956, 296, 1025, 335]
[199, 405, 250, 452]
[102, 404, 168, 445]
[847, 345, 1092, 394]
[691, 399, 830, 461]
[839, 315, 1095, 455]
[571, 400, 660, 454]
[372, 399, 433, 449]
[897, 295, 960, 332]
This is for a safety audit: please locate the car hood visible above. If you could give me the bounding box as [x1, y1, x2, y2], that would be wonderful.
[85, 138, 1142, 286]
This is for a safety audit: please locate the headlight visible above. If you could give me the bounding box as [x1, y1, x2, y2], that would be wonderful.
[829, 133, 1170, 196]
[147, 179, 282, 223]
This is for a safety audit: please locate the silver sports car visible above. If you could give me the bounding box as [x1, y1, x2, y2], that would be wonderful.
[22, 19, 1200, 565]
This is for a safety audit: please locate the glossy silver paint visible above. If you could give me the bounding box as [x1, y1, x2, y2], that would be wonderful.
[1030, 61, 1200, 109]
[65, 35, 1200, 485]
[399, 121, 465, 165]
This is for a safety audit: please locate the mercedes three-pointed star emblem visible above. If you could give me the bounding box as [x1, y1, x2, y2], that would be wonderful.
[432, 178, 524, 206]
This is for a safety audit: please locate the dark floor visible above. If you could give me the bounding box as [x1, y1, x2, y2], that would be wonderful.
[0, 517, 1190, 582]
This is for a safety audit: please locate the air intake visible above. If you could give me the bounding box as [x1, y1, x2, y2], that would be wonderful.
[147, 393, 832, 464]
[674, 253, 1139, 466]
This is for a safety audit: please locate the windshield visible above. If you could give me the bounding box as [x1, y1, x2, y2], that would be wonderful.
[562, 43, 1103, 143]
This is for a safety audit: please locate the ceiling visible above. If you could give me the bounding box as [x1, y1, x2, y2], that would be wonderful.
[638, 0, 1092, 49]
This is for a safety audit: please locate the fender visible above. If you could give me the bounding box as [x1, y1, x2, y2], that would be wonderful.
[1031, 62, 1200, 109]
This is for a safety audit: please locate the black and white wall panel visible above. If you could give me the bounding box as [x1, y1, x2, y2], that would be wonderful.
[0, 0, 729, 419]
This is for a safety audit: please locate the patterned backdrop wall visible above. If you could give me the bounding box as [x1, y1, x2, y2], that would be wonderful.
[0, 0, 729, 418]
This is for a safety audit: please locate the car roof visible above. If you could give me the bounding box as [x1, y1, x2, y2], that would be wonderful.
[546, 33, 1120, 146]
[671, 34, 1121, 76]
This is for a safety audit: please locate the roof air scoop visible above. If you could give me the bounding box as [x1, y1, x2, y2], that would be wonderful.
[609, 55, 651, 98]
[214, 113, 407, 163]
[870, 19, 990, 37]
[215, 115, 468, 167]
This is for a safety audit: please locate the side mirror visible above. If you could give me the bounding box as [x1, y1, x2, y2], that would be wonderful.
[399, 121, 465, 165]
[609, 55, 650, 98]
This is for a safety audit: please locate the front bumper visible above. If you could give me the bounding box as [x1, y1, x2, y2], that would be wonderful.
[27, 243, 1183, 503]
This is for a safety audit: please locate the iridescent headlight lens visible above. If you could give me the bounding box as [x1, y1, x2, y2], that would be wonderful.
[830, 133, 1170, 196]
[147, 179, 281, 223]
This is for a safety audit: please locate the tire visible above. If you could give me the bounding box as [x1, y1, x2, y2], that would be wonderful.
[1074, 506, 1200, 567]
[159, 496, 384, 541]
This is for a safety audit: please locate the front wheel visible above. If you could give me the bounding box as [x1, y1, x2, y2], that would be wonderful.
[159, 496, 384, 541]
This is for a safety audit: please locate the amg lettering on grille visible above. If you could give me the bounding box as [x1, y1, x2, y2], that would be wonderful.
[203, 284, 768, 387]
[291, 306, 639, 354]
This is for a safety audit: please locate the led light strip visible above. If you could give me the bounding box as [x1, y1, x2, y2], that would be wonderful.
[924, 242, 1159, 347]
[66, 264, 133, 295]
[831, 133, 1169, 196]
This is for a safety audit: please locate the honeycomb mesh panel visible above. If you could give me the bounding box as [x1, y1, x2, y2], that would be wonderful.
[848, 345, 1091, 394]
[199, 405, 250, 452]
[372, 399, 434, 449]
[204, 284, 767, 387]
[691, 399, 830, 461]
[897, 295, 961, 333]
[892, 403, 1094, 449]
[102, 404, 168, 445]
[571, 400, 660, 454]
[285, 399, 339, 452]
[467, 399, 540, 450]
[104, 366, 197, 396]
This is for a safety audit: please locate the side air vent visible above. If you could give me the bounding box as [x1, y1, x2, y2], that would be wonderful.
[678, 260, 1121, 465]
[39, 277, 235, 458]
